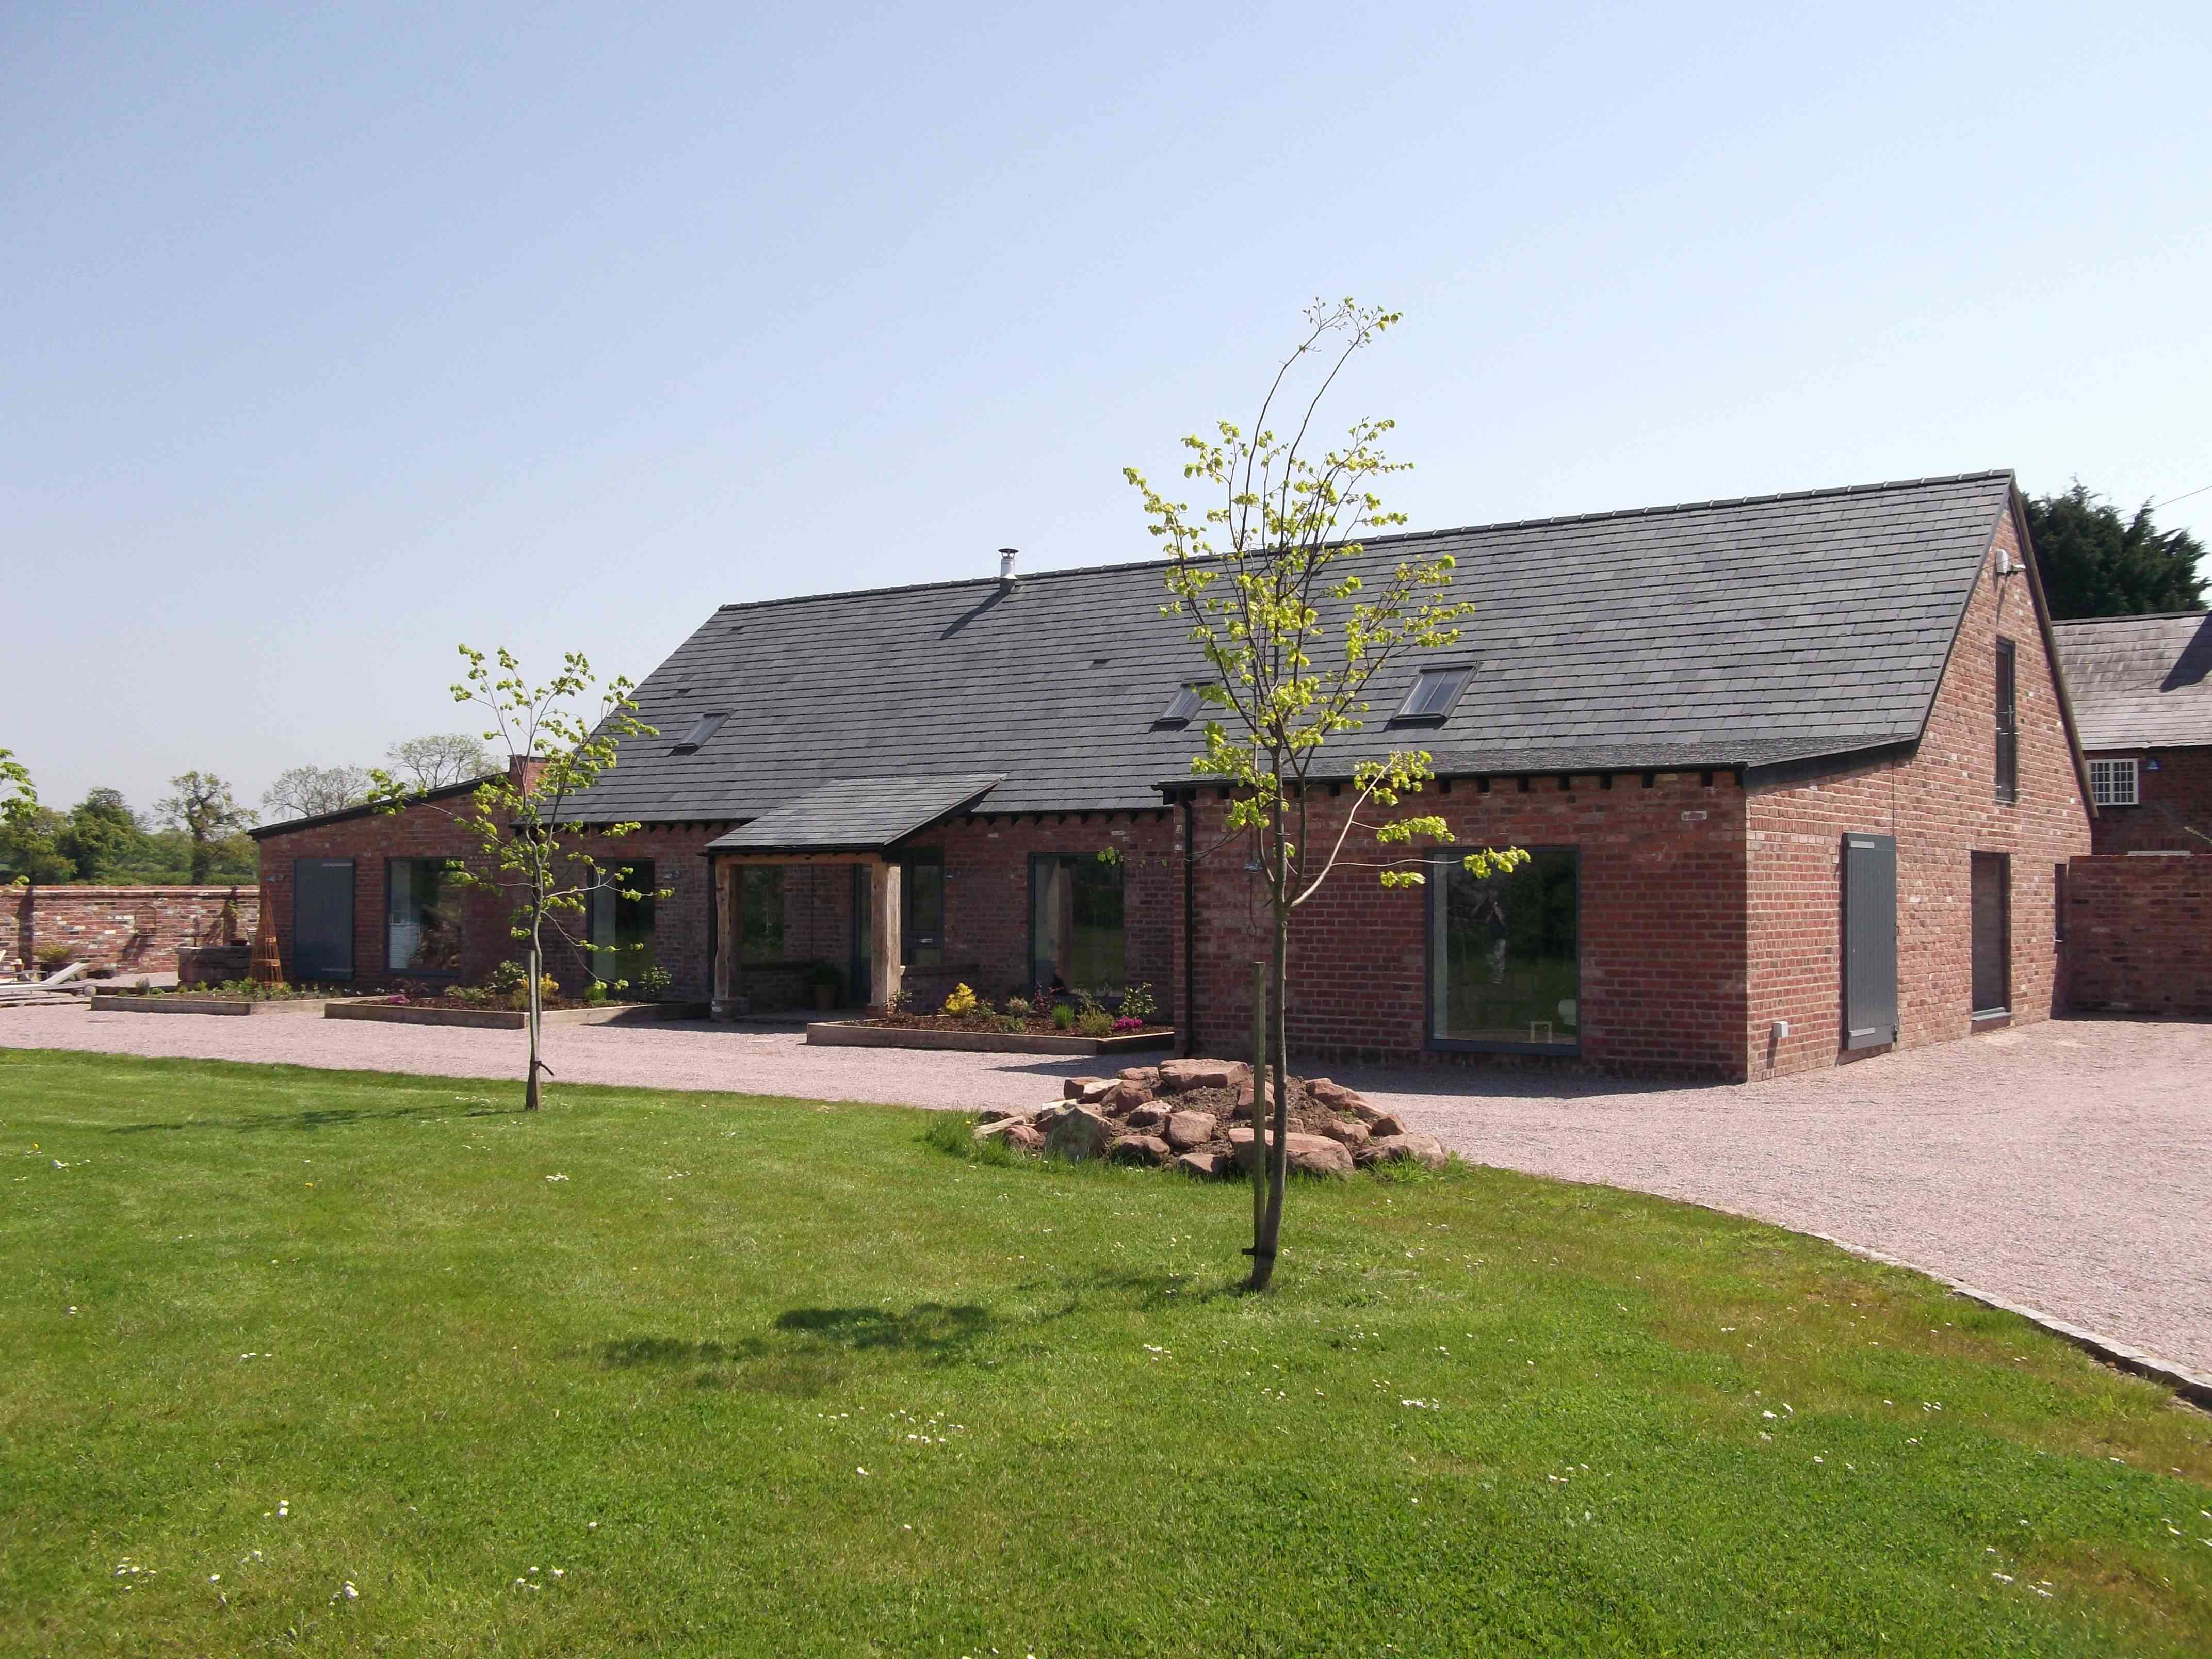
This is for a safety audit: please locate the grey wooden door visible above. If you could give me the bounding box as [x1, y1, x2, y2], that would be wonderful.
[293, 858, 355, 982]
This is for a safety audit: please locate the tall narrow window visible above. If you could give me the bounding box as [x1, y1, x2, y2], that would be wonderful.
[387, 858, 464, 975]
[741, 865, 783, 960]
[1428, 848, 1579, 1051]
[2053, 861, 2067, 944]
[1994, 639, 2019, 804]
[1030, 853, 1125, 994]
[901, 850, 944, 968]
[589, 860, 656, 982]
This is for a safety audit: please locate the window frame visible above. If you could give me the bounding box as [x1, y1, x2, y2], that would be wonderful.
[383, 855, 465, 979]
[1391, 663, 1475, 727]
[1993, 638, 2019, 804]
[2089, 756, 2139, 807]
[1422, 843, 1582, 1056]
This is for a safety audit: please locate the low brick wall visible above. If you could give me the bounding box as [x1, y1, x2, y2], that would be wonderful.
[8, 885, 259, 977]
[2065, 854, 2212, 1016]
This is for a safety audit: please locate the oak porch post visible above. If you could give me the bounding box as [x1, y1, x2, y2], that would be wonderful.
[712, 856, 743, 1019]
[868, 857, 903, 1014]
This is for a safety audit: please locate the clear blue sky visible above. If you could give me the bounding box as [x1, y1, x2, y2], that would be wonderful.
[7, 3, 2209, 815]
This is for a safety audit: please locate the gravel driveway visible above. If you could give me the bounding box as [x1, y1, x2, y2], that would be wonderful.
[6, 1004, 2206, 1376]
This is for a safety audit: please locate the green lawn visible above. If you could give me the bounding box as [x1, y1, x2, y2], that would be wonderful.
[3, 1049, 2207, 1656]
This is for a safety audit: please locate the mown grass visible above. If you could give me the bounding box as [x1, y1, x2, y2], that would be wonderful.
[1, 1047, 2207, 1656]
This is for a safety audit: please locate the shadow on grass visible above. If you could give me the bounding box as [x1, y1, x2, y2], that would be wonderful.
[592, 1302, 996, 1395]
[105, 1103, 489, 1134]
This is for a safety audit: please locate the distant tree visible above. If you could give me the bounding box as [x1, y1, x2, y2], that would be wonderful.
[2026, 483, 2207, 619]
[0, 751, 72, 885]
[156, 771, 257, 883]
[368, 648, 657, 1112]
[262, 763, 372, 822]
[1127, 299, 1524, 1291]
[385, 733, 497, 791]
[55, 788, 144, 883]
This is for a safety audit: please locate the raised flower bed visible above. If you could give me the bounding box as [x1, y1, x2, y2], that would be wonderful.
[90, 983, 341, 1016]
[806, 1021, 1174, 1056]
[326, 996, 706, 1030]
[809, 981, 1173, 1054]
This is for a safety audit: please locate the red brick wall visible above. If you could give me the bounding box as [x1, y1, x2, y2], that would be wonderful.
[2065, 853, 2212, 1015]
[1174, 773, 1750, 1076]
[254, 809, 726, 995]
[8, 885, 259, 975]
[2083, 746, 2212, 854]
[1744, 509, 2093, 1076]
[250, 805, 1180, 1011]
[897, 810, 1179, 1012]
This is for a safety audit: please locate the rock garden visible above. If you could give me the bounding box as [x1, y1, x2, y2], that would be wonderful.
[973, 1057, 1446, 1178]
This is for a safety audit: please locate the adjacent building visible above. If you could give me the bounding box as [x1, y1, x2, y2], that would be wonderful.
[251, 469, 2095, 1080]
[2052, 611, 2212, 855]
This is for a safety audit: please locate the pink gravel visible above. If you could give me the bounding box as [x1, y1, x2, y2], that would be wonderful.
[7, 1004, 2206, 1377]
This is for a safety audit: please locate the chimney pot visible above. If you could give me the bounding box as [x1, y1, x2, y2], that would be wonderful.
[999, 547, 1018, 585]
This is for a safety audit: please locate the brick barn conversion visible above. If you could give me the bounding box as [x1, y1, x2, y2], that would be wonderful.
[252, 469, 2099, 1080]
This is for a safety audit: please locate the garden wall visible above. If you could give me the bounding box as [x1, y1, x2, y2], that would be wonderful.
[2064, 853, 2212, 1016]
[6, 885, 258, 977]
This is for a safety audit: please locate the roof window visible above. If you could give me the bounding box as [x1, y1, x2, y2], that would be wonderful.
[670, 711, 730, 755]
[1152, 684, 1211, 730]
[1390, 664, 1473, 725]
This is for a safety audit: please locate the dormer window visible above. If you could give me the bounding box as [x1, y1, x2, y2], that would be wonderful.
[670, 711, 730, 755]
[1152, 684, 1211, 730]
[1391, 664, 1473, 725]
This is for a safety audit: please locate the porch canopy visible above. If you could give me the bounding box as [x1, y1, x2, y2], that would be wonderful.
[703, 773, 1003, 1015]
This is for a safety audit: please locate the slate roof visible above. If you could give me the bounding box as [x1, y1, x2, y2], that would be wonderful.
[706, 774, 1005, 854]
[564, 470, 2020, 826]
[2053, 612, 2212, 750]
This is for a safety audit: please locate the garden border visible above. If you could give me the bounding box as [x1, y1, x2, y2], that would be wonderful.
[325, 1000, 708, 1030]
[805, 1022, 1176, 1056]
[90, 995, 336, 1017]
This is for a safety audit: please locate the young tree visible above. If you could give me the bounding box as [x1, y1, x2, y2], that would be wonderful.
[386, 732, 498, 790]
[1126, 300, 1524, 1291]
[368, 647, 657, 1112]
[2026, 482, 2207, 619]
[262, 763, 372, 822]
[156, 771, 257, 882]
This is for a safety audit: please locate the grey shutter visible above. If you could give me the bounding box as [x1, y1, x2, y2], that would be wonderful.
[1842, 835, 1896, 1050]
[293, 858, 355, 981]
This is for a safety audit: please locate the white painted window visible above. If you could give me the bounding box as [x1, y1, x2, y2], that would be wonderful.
[2089, 757, 2138, 807]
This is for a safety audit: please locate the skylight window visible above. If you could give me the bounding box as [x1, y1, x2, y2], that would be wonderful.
[1391, 664, 1473, 725]
[1152, 684, 1212, 730]
[670, 711, 730, 755]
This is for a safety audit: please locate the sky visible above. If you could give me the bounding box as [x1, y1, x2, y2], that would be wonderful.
[6, 2, 2209, 817]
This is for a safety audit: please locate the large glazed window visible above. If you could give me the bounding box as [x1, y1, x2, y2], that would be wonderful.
[589, 860, 655, 982]
[387, 858, 465, 975]
[1428, 849, 1579, 1051]
[902, 850, 944, 968]
[1030, 853, 1125, 994]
